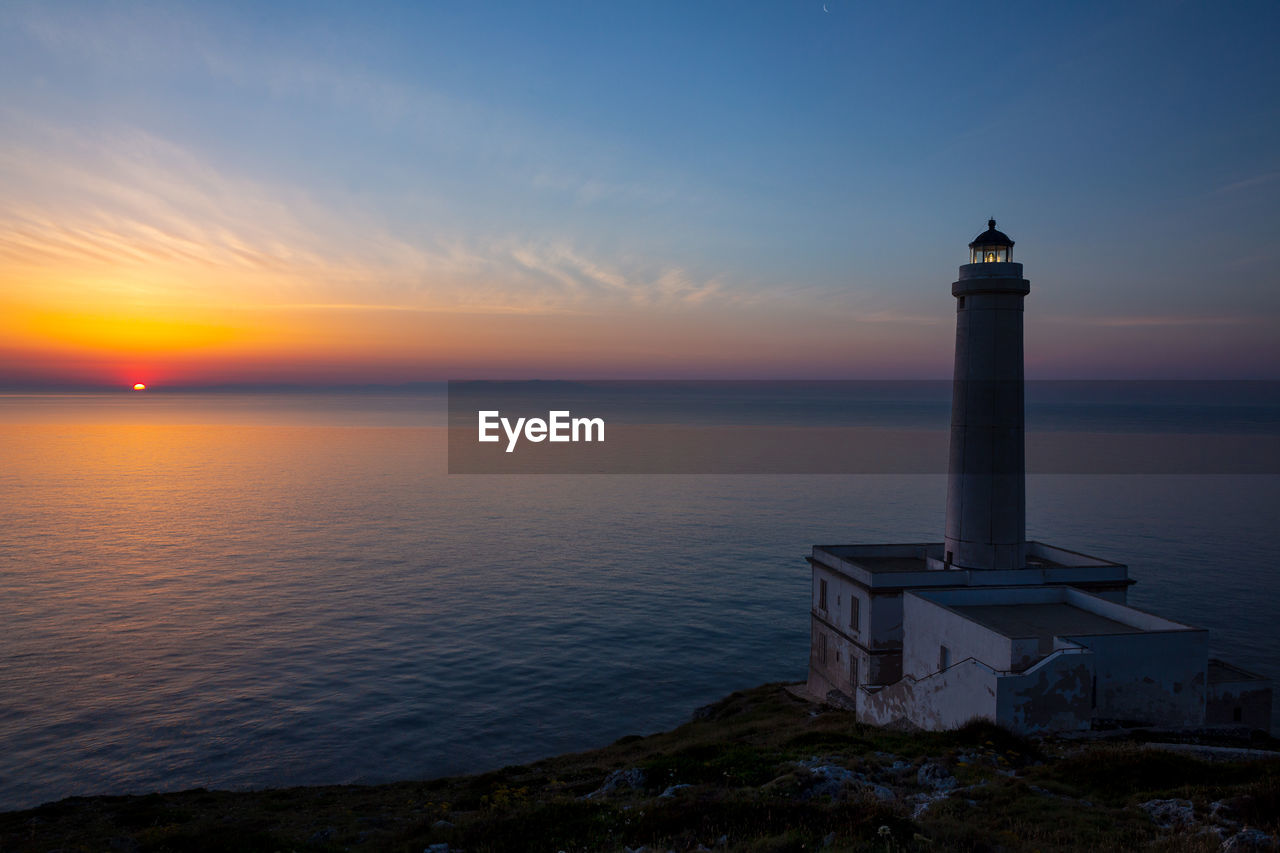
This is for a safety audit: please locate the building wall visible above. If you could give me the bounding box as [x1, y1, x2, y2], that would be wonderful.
[810, 563, 905, 687]
[996, 649, 1094, 734]
[902, 593, 1016, 678]
[808, 613, 864, 702]
[867, 589, 903, 652]
[1009, 636, 1042, 671]
[812, 565, 866, 640]
[858, 648, 1095, 734]
[1069, 630, 1208, 727]
[1206, 677, 1273, 731]
[859, 658, 1000, 730]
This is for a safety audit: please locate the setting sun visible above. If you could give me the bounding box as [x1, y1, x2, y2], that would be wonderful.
[132, 383, 146, 391]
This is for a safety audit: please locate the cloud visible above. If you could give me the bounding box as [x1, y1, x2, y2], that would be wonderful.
[0, 120, 743, 318]
[498, 240, 729, 310]
[1216, 171, 1280, 195]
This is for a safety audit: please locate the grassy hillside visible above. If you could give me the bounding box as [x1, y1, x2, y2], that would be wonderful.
[3, 684, 1277, 852]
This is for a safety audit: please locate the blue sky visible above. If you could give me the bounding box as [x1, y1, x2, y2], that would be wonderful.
[1, 0, 1278, 383]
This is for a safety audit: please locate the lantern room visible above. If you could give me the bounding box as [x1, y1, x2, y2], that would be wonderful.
[968, 218, 1014, 263]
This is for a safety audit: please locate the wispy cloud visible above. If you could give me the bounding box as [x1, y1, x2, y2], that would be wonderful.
[499, 240, 727, 310]
[0, 120, 742, 318]
[1216, 171, 1280, 195]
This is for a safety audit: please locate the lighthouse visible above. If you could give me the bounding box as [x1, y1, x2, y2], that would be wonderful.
[801, 219, 1272, 732]
[944, 219, 1030, 571]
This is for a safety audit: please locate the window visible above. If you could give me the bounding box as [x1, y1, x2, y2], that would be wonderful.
[818, 578, 828, 612]
[819, 632, 828, 663]
[938, 645, 950, 672]
[850, 596, 860, 632]
[1234, 706, 1243, 723]
[850, 658, 859, 689]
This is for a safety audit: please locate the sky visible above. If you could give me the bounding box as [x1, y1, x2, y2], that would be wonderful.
[1, 0, 1278, 388]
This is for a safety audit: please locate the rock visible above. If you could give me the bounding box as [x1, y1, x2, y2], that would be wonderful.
[1138, 798, 1196, 829]
[796, 763, 858, 800]
[910, 790, 951, 819]
[424, 845, 451, 853]
[107, 838, 139, 853]
[1210, 800, 1242, 828]
[586, 767, 646, 799]
[308, 826, 336, 843]
[432, 819, 454, 830]
[1199, 826, 1229, 842]
[822, 831, 837, 847]
[1222, 828, 1277, 851]
[917, 761, 958, 792]
[659, 784, 693, 798]
[865, 783, 896, 802]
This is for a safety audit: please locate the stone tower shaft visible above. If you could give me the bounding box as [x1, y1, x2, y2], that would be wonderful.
[944, 221, 1030, 571]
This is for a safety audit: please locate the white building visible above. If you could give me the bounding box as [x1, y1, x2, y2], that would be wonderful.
[806, 222, 1273, 733]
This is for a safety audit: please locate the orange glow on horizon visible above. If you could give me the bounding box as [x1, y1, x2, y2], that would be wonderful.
[0, 222, 955, 385]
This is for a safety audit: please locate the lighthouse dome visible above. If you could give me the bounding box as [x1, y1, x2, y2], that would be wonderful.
[968, 218, 1014, 263]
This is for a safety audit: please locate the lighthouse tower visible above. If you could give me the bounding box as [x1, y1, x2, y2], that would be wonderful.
[943, 219, 1029, 571]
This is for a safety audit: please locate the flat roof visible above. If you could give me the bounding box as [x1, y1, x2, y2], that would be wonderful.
[814, 541, 1123, 574]
[846, 555, 929, 573]
[1024, 554, 1066, 568]
[952, 602, 1144, 649]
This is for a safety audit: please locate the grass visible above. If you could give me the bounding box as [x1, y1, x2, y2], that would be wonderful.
[1, 683, 1276, 852]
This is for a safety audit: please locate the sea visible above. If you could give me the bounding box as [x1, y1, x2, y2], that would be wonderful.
[1, 384, 1277, 812]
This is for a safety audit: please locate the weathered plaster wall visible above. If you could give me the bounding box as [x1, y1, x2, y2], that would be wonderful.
[859, 648, 1094, 734]
[1206, 678, 1273, 731]
[1009, 636, 1041, 671]
[996, 649, 1094, 734]
[813, 566, 877, 645]
[858, 658, 1000, 730]
[1070, 631, 1207, 726]
[902, 593, 1015, 678]
[808, 613, 864, 699]
[810, 561, 912, 690]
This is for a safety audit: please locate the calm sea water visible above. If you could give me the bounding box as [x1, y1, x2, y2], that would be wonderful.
[0, 390, 1277, 811]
